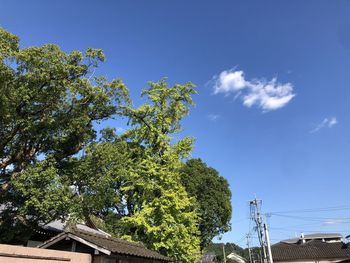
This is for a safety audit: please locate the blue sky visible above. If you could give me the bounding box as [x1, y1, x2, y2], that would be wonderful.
[1, 0, 350, 247]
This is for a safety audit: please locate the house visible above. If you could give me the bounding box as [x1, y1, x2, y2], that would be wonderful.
[271, 233, 350, 263]
[35, 224, 170, 263]
[227, 252, 246, 263]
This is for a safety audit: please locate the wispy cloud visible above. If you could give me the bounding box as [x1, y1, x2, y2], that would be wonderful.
[208, 114, 220, 121]
[310, 117, 338, 133]
[213, 69, 296, 111]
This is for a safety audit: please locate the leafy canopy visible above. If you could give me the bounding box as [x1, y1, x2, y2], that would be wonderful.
[120, 80, 200, 262]
[180, 158, 232, 250]
[0, 28, 232, 263]
[0, 27, 129, 241]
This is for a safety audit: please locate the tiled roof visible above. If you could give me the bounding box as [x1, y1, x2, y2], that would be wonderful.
[272, 240, 350, 261]
[39, 225, 170, 261]
[281, 233, 342, 244]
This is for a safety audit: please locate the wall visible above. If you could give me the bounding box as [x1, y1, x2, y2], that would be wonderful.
[274, 260, 347, 263]
[97, 254, 166, 263]
[0, 244, 92, 263]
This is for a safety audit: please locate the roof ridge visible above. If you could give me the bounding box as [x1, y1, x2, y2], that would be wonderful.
[38, 224, 169, 261]
[69, 226, 152, 250]
[36, 232, 67, 248]
[64, 225, 169, 260]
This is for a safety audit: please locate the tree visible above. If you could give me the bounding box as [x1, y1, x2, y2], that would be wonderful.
[0, 28, 129, 242]
[120, 80, 201, 262]
[12, 129, 139, 237]
[7, 78, 202, 263]
[0, 28, 206, 262]
[180, 158, 232, 250]
[119, 152, 200, 263]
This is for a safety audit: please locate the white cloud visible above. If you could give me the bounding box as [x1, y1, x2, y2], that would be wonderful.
[310, 117, 338, 133]
[328, 117, 338, 127]
[213, 70, 246, 94]
[208, 114, 220, 121]
[213, 69, 296, 111]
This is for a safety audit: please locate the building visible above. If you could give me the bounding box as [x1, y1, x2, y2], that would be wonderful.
[0, 217, 170, 263]
[227, 251, 246, 263]
[272, 233, 350, 263]
[36, 224, 170, 263]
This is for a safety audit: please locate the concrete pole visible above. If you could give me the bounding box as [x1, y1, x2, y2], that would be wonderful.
[247, 234, 253, 263]
[222, 243, 226, 263]
[264, 223, 273, 263]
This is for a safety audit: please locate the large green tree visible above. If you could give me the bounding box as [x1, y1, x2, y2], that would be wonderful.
[0, 28, 225, 263]
[8, 78, 202, 262]
[0, 28, 129, 242]
[120, 80, 201, 262]
[180, 158, 232, 250]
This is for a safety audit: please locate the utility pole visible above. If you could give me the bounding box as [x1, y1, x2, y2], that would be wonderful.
[250, 198, 267, 263]
[246, 233, 253, 263]
[222, 243, 226, 263]
[249, 198, 273, 263]
[264, 223, 273, 263]
[264, 222, 273, 263]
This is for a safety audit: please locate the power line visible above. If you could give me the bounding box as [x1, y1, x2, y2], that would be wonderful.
[249, 236, 280, 241]
[269, 213, 350, 222]
[271, 226, 350, 232]
[232, 217, 250, 224]
[262, 205, 350, 243]
[267, 205, 350, 214]
[269, 223, 324, 230]
[233, 235, 248, 245]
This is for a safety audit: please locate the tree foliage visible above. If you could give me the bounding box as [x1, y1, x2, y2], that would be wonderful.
[0, 27, 129, 241]
[0, 28, 231, 263]
[0, 27, 129, 190]
[120, 80, 200, 262]
[180, 158, 232, 250]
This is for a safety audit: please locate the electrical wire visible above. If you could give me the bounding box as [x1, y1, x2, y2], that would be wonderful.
[232, 217, 249, 224]
[267, 205, 350, 214]
[269, 213, 350, 222]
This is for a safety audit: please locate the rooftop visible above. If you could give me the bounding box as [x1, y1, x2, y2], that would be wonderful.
[38, 224, 170, 262]
[281, 233, 343, 244]
[272, 239, 350, 261]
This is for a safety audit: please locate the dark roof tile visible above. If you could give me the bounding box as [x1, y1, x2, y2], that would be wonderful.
[272, 240, 350, 261]
[39, 225, 170, 261]
[68, 226, 170, 261]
